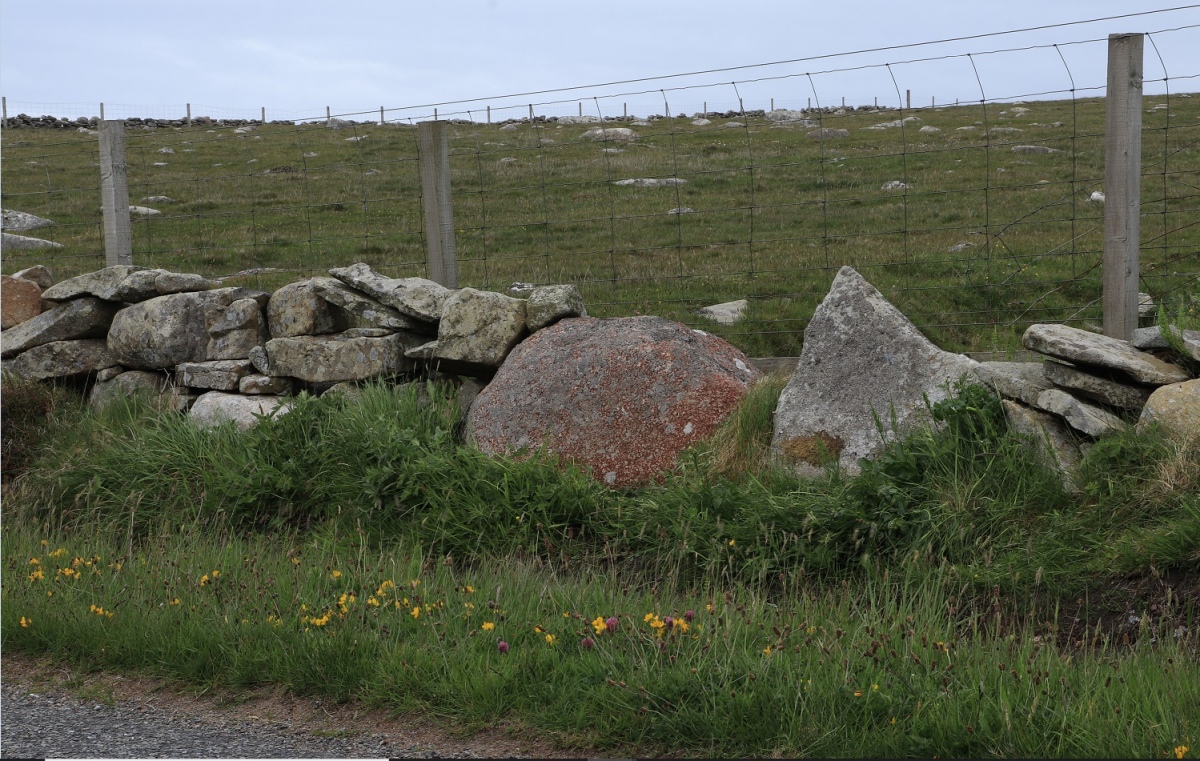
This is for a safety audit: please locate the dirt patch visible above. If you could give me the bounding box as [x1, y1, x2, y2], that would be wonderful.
[0, 651, 589, 759]
[778, 431, 844, 467]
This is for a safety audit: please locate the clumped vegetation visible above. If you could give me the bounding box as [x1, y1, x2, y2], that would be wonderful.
[3, 372, 1197, 757]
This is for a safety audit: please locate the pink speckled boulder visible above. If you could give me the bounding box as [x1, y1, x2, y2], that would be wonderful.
[465, 316, 761, 487]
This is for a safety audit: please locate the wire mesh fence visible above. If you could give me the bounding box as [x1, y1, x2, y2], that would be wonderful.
[3, 24, 1197, 357]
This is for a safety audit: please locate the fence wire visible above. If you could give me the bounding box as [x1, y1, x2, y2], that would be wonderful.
[2, 25, 1197, 357]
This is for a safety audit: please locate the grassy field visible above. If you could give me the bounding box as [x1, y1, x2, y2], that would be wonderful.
[3, 94, 1198, 356]
[2, 374, 1198, 757]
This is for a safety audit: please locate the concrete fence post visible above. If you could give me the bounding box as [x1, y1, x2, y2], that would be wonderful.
[186, 103, 192, 126]
[417, 120, 458, 288]
[2, 96, 7, 128]
[380, 106, 385, 126]
[261, 106, 265, 124]
[1103, 32, 1144, 341]
[100, 102, 105, 120]
[98, 120, 133, 266]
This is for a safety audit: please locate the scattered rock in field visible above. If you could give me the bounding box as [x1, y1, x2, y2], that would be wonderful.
[499, 157, 517, 164]
[881, 180, 910, 191]
[581, 127, 639, 142]
[698, 299, 748, 325]
[1089, 191, 1105, 203]
[766, 110, 814, 125]
[947, 241, 975, 252]
[806, 128, 849, 140]
[771, 266, 979, 477]
[2, 209, 53, 232]
[723, 121, 745, 128]
[129, 206, 161, 217]
[668, 207, 694, 215]
[613, 177, 686, 187]
[1011, 145, 1062, 154]
[467, 316, 759, 487]
[919, 125, 942, 134]
[989, 127, 1023, 134]
[152, 162, 168, 167]
[142, 195, 175, 203]
[157, 147, 174, 154]
[601, 148, 624, 154]
[690, 118, 712, 126]
[1, 232, 63, 251]
[499, 124, 518, 131]
[345, 135, 368, 142]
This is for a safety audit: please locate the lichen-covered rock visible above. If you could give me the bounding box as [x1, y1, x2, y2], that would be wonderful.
[430, 288, 527, 375]
[107, 288, 268, 369]
[1002, 400, 1082, 492]
[87, 370, 171, 410]
[526, 284, 586, 331]
[1138, 379, 1199, 443]
[189, 391, 291, 431]
[327, 263, 448, 323]
[12, 265, 54, 289]
[1, 297, 120, 358]
[239, 374, 294, 395]
[466, 316, 760, 487]
[1034, 388, 1126, 437]
[974, 361, 1054, 407]
[154, 271, 211, 295]
[1023, 324, 1189, 386]
[311, 277, 431, 333]
[177, 359, 254, 391]
[42, 265, 149, 301]
[1042, 360, 1153, 412]
[1, 274, 43, 329]
[265, 333, 418, 383]
[266, 279, 348, 338]
[771, 266, 979, 477]
[0, 339, 117, 380]
[206, 298, 268, 360]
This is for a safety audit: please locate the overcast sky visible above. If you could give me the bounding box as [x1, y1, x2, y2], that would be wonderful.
[2, 1, 1197, 122]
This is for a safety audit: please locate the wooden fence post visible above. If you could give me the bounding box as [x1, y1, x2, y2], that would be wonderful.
[98, 120, 133, 266]
[1103, 33, 1144, 341]
[417, 120, 458, 288]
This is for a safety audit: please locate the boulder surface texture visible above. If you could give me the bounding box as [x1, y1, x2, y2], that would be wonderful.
[771, 266, 979, 476]
[466, 316, 760, 487]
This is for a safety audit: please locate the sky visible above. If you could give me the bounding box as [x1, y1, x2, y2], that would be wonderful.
[1, 1, 1198, 122]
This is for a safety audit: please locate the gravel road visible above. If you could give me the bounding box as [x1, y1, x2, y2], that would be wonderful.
[1, 654, 566, 759]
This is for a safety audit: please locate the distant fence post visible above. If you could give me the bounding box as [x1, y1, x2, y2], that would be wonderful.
[2, 96, 7, 128]
[261, 106, 266, 124]
[100, 102, 105, 120]
[186, 103, 192, 126]
[380, 106, 385, 126]
[98, 120, 133, 266]
[1103, 32, 1144, 341]
[417, 120, 458, 288]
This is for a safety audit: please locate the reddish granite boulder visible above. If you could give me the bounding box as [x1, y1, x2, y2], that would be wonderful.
[1, 274, 43, 329]
[466, 316, 760, 487]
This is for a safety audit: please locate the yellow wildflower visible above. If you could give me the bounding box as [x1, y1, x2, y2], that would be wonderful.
[728, 539, 736, 547]
[211, 569, 220, 578]
[376, 580, 395, 594]
[705, 602, 715, 613]
[763, 645, 772, 655]
[28, 568, 44, 582]
[199, 574, 210, 586]
[592, 616, 606, 635]
[49, 548, 67, 558]
[290, 557, 300, 565]
[57, 567, 78, 579]
[331, 570, 342, 579]
[644, 613, 655, 623]
[545, 634, 556, 646]
[168, 598, 181, 606]
[1176, 746, 1189, 760]
[367, 596, 380, 607]
[676, 619, 690, 634]
[29, 558, 40, 565]
[463, 601, 475, 611]
[482, 621, 495, 631]
[872, 683, 879, 692]
[464, 585, 474, 594]
[19, 617, 30, 628]
[853, 690, 863, 697]
[411, 606, 420, 619]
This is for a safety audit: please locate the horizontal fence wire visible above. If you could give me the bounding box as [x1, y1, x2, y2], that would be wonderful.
[2, 24, 1197, 357]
